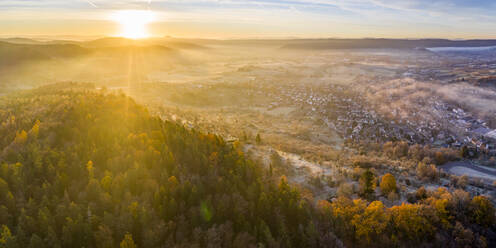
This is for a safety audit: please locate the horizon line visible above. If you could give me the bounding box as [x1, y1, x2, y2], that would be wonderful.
[2, 35, 496, 42]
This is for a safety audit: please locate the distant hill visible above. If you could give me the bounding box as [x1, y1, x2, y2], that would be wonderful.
[158, 40, 207, 50]
[83, 37, 207, 50]
[0, 37, 80, 45]
[91, 44, 175, 56]
[280, 38, 496, 50]
[136, 37, 496, 50]
[0, 42, 90, 66]
[4, 37, 496, 50]
[83, 37, 144, 48]
[0, 37, 46, 45]
[0, 39, 181, 67]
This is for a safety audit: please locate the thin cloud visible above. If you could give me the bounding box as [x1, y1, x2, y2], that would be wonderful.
[1, 0, 495, 38]
[84, 0, 98, 8]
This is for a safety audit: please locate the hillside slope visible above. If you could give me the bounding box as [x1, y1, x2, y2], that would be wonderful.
[0, 83, 314, 247]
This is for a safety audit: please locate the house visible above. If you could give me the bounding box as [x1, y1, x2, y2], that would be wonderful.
[485, 130, 496, 141]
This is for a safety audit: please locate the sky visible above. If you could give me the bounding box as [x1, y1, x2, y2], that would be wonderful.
[0, 0, 495, 39]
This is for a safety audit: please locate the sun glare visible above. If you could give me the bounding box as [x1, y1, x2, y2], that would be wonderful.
[111, 10, 155, 39]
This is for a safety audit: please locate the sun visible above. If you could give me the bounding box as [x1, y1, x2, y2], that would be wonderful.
[111, 10, 155, 39]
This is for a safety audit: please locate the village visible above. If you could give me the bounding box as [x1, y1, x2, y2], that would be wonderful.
[245, 73, 496, 157]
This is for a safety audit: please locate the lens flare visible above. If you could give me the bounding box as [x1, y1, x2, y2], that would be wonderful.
[111, 10, 155, 39]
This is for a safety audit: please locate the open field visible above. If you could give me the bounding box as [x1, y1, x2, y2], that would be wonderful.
[443, 161, 496, 182]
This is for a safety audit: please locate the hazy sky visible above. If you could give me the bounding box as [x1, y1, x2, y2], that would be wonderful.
[1, 0, 495, 39]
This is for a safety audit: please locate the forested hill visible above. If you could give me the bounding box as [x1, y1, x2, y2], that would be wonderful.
[0, 83, 314, 248]
[0, 84, 494, 248]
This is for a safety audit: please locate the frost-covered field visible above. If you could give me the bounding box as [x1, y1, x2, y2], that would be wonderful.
[443, 161, 496, 182]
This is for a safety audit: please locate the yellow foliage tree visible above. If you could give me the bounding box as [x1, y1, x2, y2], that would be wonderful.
[0, 225, 12, 246]
[352, 201, 389, 243]
[168, 176, 178, 188]
[120, 233, 136, 248]
[389, 203, 434, 241]
[433, 198, 451, 229]
[380, 173, 397, 195]
[29, 120, 40, 138]
[331, 197, 367, 238]
[86, 161, 94, 178]
[14, 130, 28, 144]
[470, 196, 496, 227]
